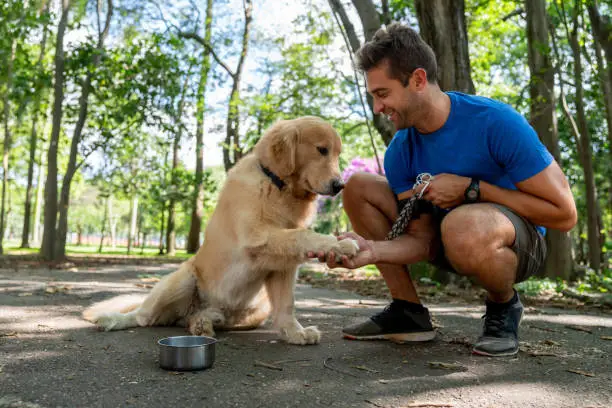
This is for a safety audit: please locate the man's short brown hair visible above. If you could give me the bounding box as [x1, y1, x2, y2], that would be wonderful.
[356, 23, 438, 86]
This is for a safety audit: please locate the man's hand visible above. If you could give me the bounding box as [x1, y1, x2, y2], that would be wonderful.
[416, 173, 471, 209]
[306, 232, 377, 270]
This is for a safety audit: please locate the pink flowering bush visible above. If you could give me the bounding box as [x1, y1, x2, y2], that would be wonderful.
[314, 157, 384, 234]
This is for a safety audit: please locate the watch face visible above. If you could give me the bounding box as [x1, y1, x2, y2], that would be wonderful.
[467, 190, 478, 200]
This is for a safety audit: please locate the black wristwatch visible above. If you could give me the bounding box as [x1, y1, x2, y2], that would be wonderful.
[464, 178, 480, 203]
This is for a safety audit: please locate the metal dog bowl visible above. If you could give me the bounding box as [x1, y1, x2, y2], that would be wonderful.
[158, 335, 217, 371]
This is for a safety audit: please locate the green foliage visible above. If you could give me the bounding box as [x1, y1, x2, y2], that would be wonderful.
[516, 277, 568, 297]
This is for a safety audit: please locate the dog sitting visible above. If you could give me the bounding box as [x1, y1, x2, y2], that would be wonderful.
[82, 116, 359, 345]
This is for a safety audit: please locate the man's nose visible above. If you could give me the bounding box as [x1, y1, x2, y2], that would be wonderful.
[373, 98, 384, 114]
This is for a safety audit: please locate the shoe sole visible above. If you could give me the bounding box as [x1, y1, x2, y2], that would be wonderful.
[471, 348, 519, 357]
[343, 331, 436, 343]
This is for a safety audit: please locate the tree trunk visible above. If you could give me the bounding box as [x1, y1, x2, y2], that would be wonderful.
[141, 232, 147, 255]
[0, 41, 16, 255]
[568, 5, 601, 271]
[41, 0, 71, 261]
[98, 196, 108, 253]
[127, 196, 138, 254]
[223, 0, 252, 171]
[414, 0, 475, 94]
[187, 0, 214, 253]
[525, 0, 572, 280]
[158, 200, 166, 255]
[108, 195, 116, 247]
[33, 144, 46, 245]
[166, 67, 191, 256]
[331, 0, 395, 145]
[21, 2, 50, 249]
[587, 1, 612, 219]
[55, 0, 113, 260]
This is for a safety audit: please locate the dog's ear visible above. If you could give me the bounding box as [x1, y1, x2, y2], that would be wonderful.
[256, 120, 299, 177]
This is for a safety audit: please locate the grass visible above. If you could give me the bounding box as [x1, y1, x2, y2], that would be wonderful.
[3, 241, 191, 260]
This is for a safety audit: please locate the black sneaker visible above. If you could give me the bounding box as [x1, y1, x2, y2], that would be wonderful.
[342, 299, 436, 343]
[472, 291, 524, 357]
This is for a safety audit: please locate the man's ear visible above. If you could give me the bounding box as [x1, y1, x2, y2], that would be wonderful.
[255, 119, 299, 177]
[412, 68, 428, 90]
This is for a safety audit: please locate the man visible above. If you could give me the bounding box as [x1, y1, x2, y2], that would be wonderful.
[310, 24, 577, 357]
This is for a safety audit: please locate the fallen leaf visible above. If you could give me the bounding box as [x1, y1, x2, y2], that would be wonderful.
[528, 325, 562, 333]
[600, 336, 612, 341]
[378, 379, 389, 384]
[352, 365, 380, 374]
[427, 361, 465, 370]
[567, 369, 595, 377]
[45, 286, 57, 294]
[542, 339, 561, 346]
[17, 292, 33, 297]
[254, 360, 282, 371]
[0, 331, 17, 337]
[528, 351, 559, 357]
[565, 325, 593, 334]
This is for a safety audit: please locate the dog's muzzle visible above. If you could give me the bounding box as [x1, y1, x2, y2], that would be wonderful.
[330, 179, 344, 196]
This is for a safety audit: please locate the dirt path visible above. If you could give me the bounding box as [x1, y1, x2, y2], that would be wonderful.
[1, 262, 610, 407]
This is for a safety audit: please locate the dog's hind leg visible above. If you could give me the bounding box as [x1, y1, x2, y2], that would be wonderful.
[95, 309, 140, 331]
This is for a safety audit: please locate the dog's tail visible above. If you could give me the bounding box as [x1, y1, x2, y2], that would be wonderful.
[82, 294, 146, 331]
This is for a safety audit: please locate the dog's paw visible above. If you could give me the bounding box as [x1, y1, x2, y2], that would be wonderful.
[281, 325, 321, 345]
[188, 317, 216, 337]
[334, 238, 359, 257]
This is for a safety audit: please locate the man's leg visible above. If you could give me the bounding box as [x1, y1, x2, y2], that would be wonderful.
[342, 173, 420, 302]
[440, 203, 545, 356]
[340, 172, 436, 342]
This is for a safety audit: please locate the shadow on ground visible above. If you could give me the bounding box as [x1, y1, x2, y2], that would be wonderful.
[1, 261, 610, 408]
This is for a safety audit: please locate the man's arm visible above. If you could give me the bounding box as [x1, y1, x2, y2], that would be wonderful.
[480, 161, 577, 231]
[419, 161, 577, 232]
[315, 191, 438, 269]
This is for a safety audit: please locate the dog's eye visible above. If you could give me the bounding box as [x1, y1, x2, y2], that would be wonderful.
[317, 146, 329, 156]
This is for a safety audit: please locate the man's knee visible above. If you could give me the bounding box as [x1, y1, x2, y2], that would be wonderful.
[440, 205, 510, 272]
[343, 173, 378, 201]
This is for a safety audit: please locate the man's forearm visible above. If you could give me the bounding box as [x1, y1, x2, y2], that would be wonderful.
[479, 181, 573, 230]
[371, 234, 432, 266]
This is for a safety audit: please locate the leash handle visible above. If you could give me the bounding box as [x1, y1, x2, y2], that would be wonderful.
[386, 173, 434, 241]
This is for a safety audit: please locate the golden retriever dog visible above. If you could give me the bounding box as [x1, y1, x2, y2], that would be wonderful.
[82, 116, 358, 345]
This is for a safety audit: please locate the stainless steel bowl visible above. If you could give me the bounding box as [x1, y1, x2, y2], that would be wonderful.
[158, 335, 217, 371]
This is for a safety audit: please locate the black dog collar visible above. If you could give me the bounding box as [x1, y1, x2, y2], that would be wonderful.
[260, 164, 285, 190]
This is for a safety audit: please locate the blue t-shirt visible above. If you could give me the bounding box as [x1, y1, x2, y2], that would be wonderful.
[384, 92, 553, 235]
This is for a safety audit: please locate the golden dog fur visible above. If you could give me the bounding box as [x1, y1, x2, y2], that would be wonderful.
[82, 116, 358, 345]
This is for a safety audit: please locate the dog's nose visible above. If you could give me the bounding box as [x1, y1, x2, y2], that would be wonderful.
[331, 179, 344, 196]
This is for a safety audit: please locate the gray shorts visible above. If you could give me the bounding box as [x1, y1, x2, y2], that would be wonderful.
[432, 204, 547, 283]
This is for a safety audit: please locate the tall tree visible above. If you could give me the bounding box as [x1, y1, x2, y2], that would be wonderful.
[0, 31, 16, 255]
[525, 0, 573, 279]
[41, 0, 71, 261]
[186, 0, 213, 254]
[55, 0, 113, 259]
[183, 0, 253, 171]
[555, 0, 601, 271]
[328, 0, 395, 145]
[587, 0, 612, 217]
[166, 65, 192, 255]
[414, 0, 475, 94]
[21, 1, 51, 248]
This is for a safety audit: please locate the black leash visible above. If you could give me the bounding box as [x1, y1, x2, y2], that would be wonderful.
[386, 173, 433, 241]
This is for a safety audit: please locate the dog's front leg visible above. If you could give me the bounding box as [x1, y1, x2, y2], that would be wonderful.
[265, 269, 320, 345]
